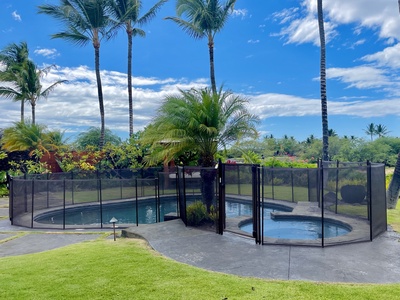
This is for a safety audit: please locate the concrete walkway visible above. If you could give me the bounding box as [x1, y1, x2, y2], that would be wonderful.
[122, 219, 400, 284]
[0, 197, 109, 257]
[2, 196, 400, 283]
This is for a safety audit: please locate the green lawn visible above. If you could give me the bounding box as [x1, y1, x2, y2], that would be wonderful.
[1, 194, 400, 299]
[1, 238, 400, 300]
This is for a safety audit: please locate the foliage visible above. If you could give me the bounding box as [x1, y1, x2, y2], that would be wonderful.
[0, 170, 7, 197]
[101, 136, 146, 169]
[1, 122, 61, 156]
[0, 41, 29, 122]
[109, 0, 167, 137]
[56, 148, 103, 172]
[142, 87, 259, 167]
[38, 0, 118, 149]
[165, 0, 237, 94]
[74, 127, 122, 151]
[186, 200, 208, 226]
[0, 43, 66, 125]
[262, 157, 316, 168]
[6, 149, 50, 175]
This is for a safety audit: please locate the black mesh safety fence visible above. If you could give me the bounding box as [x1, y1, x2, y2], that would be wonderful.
[176, 166, 219, 232]
[10, 168, 177, 229]
[223, 164, 255, 237]
[9, 163, 387, 247]
[321, 165, 370, 246]
[370, 163, 387, 239]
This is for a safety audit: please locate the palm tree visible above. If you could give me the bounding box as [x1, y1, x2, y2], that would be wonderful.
[387, 1, 400, 209]
[109, 0, 167, 138]
[142, 86, 258, 209]
[0, 61, 66, 125]
[38, 0, 117, 149]
[375, 124, 389, 138]
[317, 0, 329, 161]
[1, 121, 59, 156]
[0, 42, 29, 122]
[328, 129, 337, 137]
[165, 0, 236, 94]
[143, 86, 259, 167]
[364, 123, 376, 141]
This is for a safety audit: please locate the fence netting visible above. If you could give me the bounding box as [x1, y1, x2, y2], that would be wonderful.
[9, 163, 387, 247]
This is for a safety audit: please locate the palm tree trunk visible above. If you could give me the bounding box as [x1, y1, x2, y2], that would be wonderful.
[94, 45, 105, 149]
[21, 100, 24, 123]
[208, 36, 217, 95]
[200, 152, 216, 211]
[318, 0, 329, 161]
[31, 101, 36, 125]
[387, 152, 400, 209]
[127, 29, 133, 138]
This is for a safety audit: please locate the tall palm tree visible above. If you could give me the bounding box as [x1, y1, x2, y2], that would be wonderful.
[0, 61, 66, 125]
[24, 62, 67, 125]
[317, 0, 329, 161]
[38, 0, 117, 149]
[0, 42, 29, 122]
[109, 0, 167, 137]
[387, 0, 400, 209]
[165, 0, 236, 94]
[364, 122, 375, 141]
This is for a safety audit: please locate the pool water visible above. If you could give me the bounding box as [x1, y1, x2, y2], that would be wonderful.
[35, 199, 351, 240]
[35, 200, 178, 225]
[240, 217, 350, 240]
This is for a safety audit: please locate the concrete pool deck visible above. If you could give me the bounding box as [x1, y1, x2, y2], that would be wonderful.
[1, 196, 400, 283]
[122, 219, 400, 284]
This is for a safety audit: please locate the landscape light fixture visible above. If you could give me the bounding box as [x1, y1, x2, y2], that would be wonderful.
[110, 217, 118, 241]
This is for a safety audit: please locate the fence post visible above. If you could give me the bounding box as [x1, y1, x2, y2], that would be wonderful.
[335, 160, 339, 214]
[271, 166, 275, 200]
[291, 167, 294, 202]
[252, 164, 261, 244]
[321, 162, 325, 248]
[63, 178, 66, 230]
[367, 160, 372, 240]
[31, 179, 34, 228]
[7, 173, 13, 224]
[155, 178, 160, 223]
[135, 178, 139, 226]
[217, 160, 225, 235]
[99, 176, 103, 229]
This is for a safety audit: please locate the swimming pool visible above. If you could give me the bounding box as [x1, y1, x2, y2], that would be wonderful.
[34, 198, 351, 240]
[34, 200, 178, 225]
[239, 216, 350, 240]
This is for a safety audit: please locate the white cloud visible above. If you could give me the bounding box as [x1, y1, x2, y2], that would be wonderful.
[248, 93, 400, 119]
[2, 64, 400, 138]
[232, 9, 248, 19]
[326, 66, 392, 90]
[247, 39, 259, 44]
[362, 43, 400, 69]
[272, 0, 400, 46]
[34, 48, 60, 59]
[12, 11, 21, 22]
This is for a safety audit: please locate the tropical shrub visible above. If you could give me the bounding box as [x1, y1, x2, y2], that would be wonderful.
[186, 201, 208, 226]
[0, 170, 7, 197]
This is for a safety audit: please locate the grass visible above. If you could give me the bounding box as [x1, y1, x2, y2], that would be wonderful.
[2, 180, 400, 299]
[387, 201, 400, 232]
[1, 238, 400, 300]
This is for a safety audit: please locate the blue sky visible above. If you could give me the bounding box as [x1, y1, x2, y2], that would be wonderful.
[1, 0, 400, 142]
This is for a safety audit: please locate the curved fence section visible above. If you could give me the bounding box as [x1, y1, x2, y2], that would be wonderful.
[9, 168, 178, 229]
[8, 162, 387, 247]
